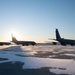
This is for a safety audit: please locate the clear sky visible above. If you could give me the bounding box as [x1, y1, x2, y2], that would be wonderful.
[0, 0, 75, 43]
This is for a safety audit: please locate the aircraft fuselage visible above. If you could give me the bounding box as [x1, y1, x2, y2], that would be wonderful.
[59, 39, 75, 46]
[0, 42, 11, 45]
[15, 41, 36, 46]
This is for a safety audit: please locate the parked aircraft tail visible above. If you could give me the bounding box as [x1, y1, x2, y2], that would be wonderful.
[56, 29, 61, 41]
[11, 34, 17, 43]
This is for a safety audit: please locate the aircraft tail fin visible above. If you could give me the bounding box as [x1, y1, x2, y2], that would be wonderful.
[11, 34, 17, 43]
[55, 29, 61, 41]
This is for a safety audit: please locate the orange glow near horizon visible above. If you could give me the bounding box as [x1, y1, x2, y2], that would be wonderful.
[0, 30, 46, 43]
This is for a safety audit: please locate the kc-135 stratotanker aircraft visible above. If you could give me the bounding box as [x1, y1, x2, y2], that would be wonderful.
[11, 34, 36, 46]
[55, 29, 75, 46]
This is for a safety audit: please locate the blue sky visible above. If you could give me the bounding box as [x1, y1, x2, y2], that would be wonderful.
[0, 0, 75, 42]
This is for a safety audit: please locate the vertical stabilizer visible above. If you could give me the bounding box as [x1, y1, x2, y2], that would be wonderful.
[55, 29, 61, 41]
[11, 34, 17, 43]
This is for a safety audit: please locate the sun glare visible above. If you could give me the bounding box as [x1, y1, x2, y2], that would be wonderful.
[11, 32, 18, 38]
[6, 29, 23, 41]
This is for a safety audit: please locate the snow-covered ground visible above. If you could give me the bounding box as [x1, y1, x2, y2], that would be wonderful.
[0, 45, 75, 75]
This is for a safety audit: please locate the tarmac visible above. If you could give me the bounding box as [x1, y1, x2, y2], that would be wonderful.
[0, 45, 75, 75]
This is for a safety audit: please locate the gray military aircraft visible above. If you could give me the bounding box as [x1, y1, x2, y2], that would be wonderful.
[0, 41, 11, 46]
[11, 34, 36, 46]
[56, 29, 75, 46]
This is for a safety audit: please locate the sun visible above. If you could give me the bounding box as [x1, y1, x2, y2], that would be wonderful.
[11, 31, 20, 39]
[6, 29, 22, 41]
